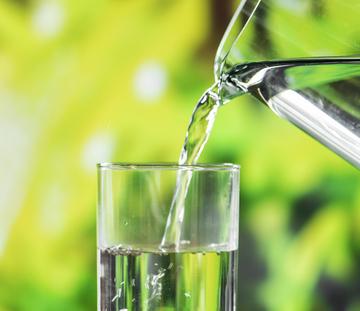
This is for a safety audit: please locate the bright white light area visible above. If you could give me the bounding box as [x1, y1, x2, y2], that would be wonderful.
[40, 185, 65, 234]
[82, 132, 115, 172]
[32, 1, 65, 38]
[275, 0, 306, 12]
[269, 90, 360, 166]
[133, 62, 167, 102]
[0, 99, 35, 255]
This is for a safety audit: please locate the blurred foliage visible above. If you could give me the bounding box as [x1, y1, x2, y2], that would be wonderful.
[0, 0, 359, 310]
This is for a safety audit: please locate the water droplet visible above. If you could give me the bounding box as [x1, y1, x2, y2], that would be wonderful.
[123, 220, 128, 226]
[184, 292, 191, 299]
[154, 262, 158, 266]
[111, 295, 117, 302]
[145, 275, 150, 289]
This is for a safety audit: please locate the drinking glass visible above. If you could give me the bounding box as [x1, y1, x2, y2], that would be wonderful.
[97, 163, 240, 311]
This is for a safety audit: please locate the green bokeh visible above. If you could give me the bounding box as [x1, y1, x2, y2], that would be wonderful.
[0, 0, 359, 310]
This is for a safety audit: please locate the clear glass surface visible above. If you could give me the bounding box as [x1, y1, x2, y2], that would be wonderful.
[213, 0, 360, 168]
[215, 0, 360, 76]
[97, 163, 240, 311]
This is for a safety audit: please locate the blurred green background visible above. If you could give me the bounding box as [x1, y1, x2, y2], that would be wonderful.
[0, 0, 360, 310]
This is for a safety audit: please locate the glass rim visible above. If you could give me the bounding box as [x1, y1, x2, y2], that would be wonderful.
[97, 162, 240, 171]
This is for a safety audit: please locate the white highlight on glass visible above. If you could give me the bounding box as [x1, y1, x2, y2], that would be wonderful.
[268, 89, 360, 165]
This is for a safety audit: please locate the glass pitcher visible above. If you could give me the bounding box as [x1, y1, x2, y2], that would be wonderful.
[215, 0, 360, 168]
